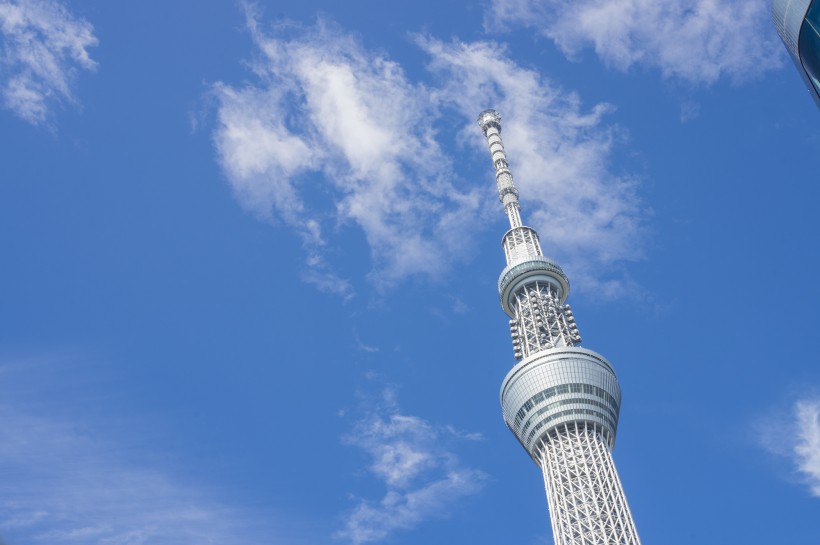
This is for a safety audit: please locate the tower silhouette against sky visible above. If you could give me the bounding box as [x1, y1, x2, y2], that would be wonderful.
[477, 110, 641, 545]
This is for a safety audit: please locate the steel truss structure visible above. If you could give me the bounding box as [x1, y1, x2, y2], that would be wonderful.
[478, 109, 641, 545]
[539, 423, 640, 545]
[509, 282, 580, 360]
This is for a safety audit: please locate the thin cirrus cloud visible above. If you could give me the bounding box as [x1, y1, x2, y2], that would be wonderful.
[213, 13, 645, 298]
[213, 11, 482, 296]
[420, 36, 645, 297]
[338, 388, 487, 545]
[0, 0, 98, 126]
[0, 359, 294, 545]
[757, 397, 820, 498]
[794, 399, 820, 496]
[485, 0, 782, 85]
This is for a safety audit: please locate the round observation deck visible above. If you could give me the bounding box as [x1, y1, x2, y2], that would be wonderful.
[498, 256, 570, 317]
[500, 347, 621, 463]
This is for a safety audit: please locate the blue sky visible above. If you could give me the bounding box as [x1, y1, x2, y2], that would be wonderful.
[1, 0, 820, 544]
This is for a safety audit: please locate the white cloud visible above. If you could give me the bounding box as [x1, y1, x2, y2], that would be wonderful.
[0, 359, 297, 545]
[0, 0, 97, 125]
[420, 37, 645, 295]
[214, 14, 646, 296]
[353, 334, 380, 353]
[213, 14, 482, 293]
[485, 0, 782, 84]
[794, 400, 820, 496]
[757, 397, 820, 498]
[338, 390, 486, 544]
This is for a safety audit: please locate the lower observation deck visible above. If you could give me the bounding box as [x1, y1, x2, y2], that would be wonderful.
[500, 347, 622, 463]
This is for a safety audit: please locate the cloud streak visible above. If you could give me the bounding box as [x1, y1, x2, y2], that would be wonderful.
[485, 0, 782, 84]
[757, 396, 820, 498]
[0, 358, 293, 545]
[0, 0, 98, 125]
[213, 13, 646, 297]
[421, 36, 645, 296]
[794, 399, 820, 496]
[338, 389, 486, 544]
[213, 14, 482, 294]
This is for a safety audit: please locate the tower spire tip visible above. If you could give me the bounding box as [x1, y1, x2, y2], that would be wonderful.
[477, 109, 502, 133]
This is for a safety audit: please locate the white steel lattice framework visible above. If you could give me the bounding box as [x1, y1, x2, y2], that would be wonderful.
[478, 110, 641, 545]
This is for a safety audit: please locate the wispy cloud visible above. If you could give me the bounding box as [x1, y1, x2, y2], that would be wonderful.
[757, 396, 820, 497]
[353, 334, 380, 353]
[795, 400, 820, 496]
[213, 12, 482, 294]
[485, 0, 782, 85]
[338, 388, 487, 544]
[0, 358, 297, 545]
[214, 14, 646, 297]
[0, 0, 98, 125]
[420, 37, 645, 296]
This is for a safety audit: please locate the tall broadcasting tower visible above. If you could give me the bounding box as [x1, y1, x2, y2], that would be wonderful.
[477, 110, 641, 545]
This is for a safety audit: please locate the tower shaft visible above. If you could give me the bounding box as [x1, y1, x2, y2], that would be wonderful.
[478, 110, 641, 545]
[540, 423, 640, 545]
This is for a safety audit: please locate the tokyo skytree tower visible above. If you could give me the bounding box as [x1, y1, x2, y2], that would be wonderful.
[477, 110, 641, 545]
